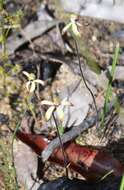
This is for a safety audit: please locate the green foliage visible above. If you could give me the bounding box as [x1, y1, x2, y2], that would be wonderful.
[0, 0, 23, 58]
[120, 175, 124, 190]
[0, 1, 23, 189]
[0, 139, 18, 190]
[58, 124, 64, 135]
[0, 0, 23, 98]
[0, 64, 22, 98]
[101, 43, 120, 127]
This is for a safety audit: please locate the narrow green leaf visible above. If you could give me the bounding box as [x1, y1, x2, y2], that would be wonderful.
[101, 43, 120, 127]
[120, 175, 124, 190]
[0, 35, 4, 43]
[58, 125, 64, 135]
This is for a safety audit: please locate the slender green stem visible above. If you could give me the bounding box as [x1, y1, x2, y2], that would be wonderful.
[11, 111, 27, 190]
[11, 124, 20, 190]
[52, 112, 68, 177]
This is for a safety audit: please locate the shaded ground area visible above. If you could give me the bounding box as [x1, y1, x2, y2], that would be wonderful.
[0, 0, 124, 189]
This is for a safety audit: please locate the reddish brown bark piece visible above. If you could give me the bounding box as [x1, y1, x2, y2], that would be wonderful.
[16, 130, 124, 181]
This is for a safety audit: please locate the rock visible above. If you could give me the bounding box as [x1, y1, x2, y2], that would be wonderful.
[14, 140, 42, 189]
[60, 0, 124, 23]
[58, 79, 93, 127]
[48, 64, 95, 128]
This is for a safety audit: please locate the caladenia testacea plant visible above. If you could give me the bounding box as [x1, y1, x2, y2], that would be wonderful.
[41, 98, 73, 177]
[41, 98, 73, 122]
[62, 14, 99, 128]
[23, 71, 45, 93]
[22, 71, 45, 129]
